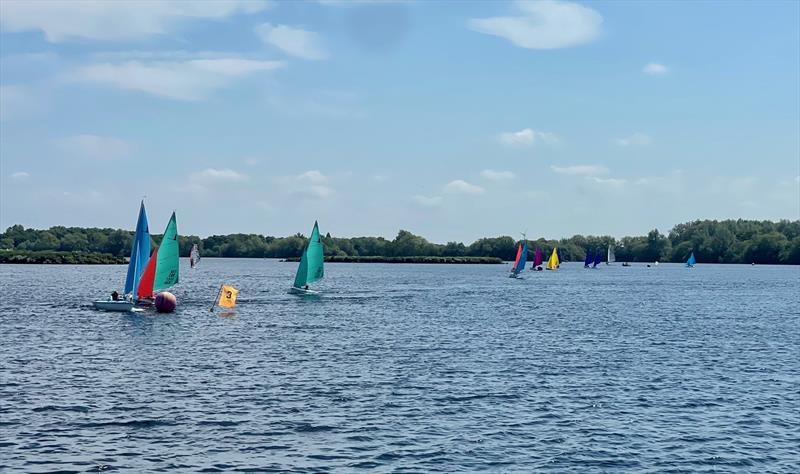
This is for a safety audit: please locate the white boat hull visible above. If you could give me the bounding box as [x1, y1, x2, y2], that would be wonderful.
[92, 300, 135, 312]
[288, 286, 319, 296]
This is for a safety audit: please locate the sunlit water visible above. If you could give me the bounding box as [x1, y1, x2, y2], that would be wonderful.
[1, 259, 798, 472]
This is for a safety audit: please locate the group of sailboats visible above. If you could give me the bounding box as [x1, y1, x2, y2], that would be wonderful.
[509, 243, 560, 277]
[92, 201, 180, 312]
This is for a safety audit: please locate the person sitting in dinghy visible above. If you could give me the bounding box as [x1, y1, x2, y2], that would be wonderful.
[111, 291, 119, 301]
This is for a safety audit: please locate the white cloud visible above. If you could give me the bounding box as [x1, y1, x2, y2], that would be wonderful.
[498, 128, 558, 146]
[0, 0, 271, 42]
[60, 134, 132, 159]
[73, 58, 284, 101]
[443, 179, 485, 195]
[550, 164, 608, 176]
[643, 62, 668, 75]
[255, 23, 328, 60]
[616, 133, 652, 147]
[372, 174, 388, 182]
[481, 169, 516, 180]
[297, 170, 328, 183]
[588, 176, 626, 187]
[412, 195, 443, 207]
[0, 85, 44, 121]
[293, 185, 334, 199]
[191, 168, 248, 182]
[468, 0, 602, 50]
[10, 171, 30, 181]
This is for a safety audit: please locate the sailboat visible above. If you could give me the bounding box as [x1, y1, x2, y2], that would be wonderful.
[584, 248, 594, 268]
[546, 247, 559, 270]
[607, 245, 615, 265]
[189, 243, 200, 269]
[686, 251, 696, 267]
[93, 201, 150, 312]
[289, 221, 324, 295]
[531, 247, 543, 270]
[510, 240, 528, 278]
[136, 212, 180, 302]
[593, 248, 602, 268]
[556, 247, 563, 266]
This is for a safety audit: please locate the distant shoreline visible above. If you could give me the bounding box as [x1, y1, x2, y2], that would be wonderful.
[282, 256, 504, 264]
[0, 250, 126, 265]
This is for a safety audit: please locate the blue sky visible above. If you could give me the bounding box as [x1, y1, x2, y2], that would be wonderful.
[1, 0, 798, 242]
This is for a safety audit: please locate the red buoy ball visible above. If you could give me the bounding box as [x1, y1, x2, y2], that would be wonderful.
[154, 291, 177, 313]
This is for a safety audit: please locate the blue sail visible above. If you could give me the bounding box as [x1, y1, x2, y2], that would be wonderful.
[593, 248, 602, 267]
[686, 251, 696, 267]
[584, 248, 593, 267]
[513, 240, 528, 274]
[557, 247, 563, 264]
[123, 201, 151, 295]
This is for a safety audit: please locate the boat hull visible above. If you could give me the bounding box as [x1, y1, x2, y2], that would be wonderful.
[288, 286, 320, 296]
[93, 300, 134, 312]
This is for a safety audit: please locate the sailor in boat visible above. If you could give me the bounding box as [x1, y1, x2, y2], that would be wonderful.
[111, 291, 119, 301]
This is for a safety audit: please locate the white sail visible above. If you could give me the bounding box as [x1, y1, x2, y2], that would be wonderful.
[608, 245, 616, 264]
[190, 243, 201, 268]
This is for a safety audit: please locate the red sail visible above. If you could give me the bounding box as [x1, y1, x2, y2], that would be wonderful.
[512, 243, 522, 268]
[137, 246, 158, 299]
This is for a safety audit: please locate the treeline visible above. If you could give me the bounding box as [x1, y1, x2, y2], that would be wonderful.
[1, 219, 799, 264]
[0, 250, 125, 265]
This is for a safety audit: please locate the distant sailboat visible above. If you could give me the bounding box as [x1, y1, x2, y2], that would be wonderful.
[290, 221, 324, 295]
[546, 247, 560, 270]
[593, 248, 602, 268]
[686, 251, 696, 267]
[510, 240, 528, 278]
[189, 243, 200, 269]
[531, 247, 543, 270]
[93, 200, 150, 312]
[584, 248, 594, 268]
[607, 245, 615, 265]
[556, 247, 563, 266]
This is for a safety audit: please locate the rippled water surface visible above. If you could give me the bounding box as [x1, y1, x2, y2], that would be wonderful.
[1, 260, 799, 472]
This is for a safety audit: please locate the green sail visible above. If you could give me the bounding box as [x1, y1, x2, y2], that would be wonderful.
[293, 221, 324, 288]
[153, 212, 179, 291]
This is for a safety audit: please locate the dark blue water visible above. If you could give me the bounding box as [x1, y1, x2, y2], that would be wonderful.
[1, 260, 798, 472]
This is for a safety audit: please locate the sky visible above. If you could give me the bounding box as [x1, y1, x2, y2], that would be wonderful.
[1, 0, 798, 243]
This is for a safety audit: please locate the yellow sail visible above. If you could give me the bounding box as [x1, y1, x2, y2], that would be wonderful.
[547, 247, 560, 270]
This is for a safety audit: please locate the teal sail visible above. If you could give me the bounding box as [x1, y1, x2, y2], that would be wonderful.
[293, 221, 324, 288]
[686, 251, 696, 267]
[153, 212, 179, 291]
[124, 201, 150, 295]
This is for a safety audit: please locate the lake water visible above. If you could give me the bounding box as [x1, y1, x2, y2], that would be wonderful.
[1, 260, 798, 472]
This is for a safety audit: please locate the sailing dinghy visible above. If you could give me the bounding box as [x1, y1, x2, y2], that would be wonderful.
[546, 247, 559, 270]
[189, 243, 200, 269]
[509, 240, 527, 278]
[531, 247, 543, 270]
[141, 212, 180, 301]
[584, 248, 594, 268]
[93, 200, 150, 312]
[686, 251, 696, 267]
[593, 248, 602, 268]
[607, 245, 615, 265]
[289, 221, 324, 295]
